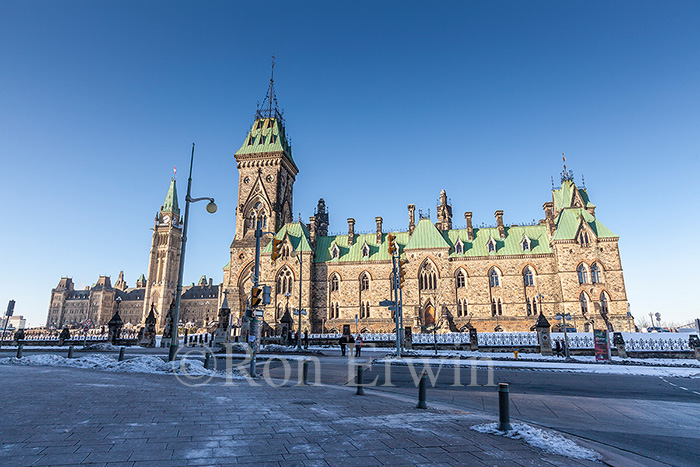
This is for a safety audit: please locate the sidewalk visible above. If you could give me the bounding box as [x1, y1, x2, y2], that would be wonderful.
[0, 365, 602, 467]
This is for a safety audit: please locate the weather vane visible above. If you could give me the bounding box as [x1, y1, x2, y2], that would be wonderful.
[560, 152, 574, 183]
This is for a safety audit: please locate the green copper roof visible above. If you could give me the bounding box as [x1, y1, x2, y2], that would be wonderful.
[161, 178, 180, 215]
[235, 117, 294, 164]
[404, 218, 450, 250]
[444, 225, 552, 256]
[552, 208, 617, 241]
[315, 231, 410, 263]
[552, 180, 595, 212]
[262, 222, 313, 254]
[137, 274, 145, 281]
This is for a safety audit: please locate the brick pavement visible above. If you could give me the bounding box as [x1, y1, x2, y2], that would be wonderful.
[0, 365, 601, 466]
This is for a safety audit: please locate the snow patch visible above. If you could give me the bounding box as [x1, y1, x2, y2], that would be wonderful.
[471, 422, 601, 461]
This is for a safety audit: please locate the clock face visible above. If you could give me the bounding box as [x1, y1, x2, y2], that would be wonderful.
[163, 215, 170, 224]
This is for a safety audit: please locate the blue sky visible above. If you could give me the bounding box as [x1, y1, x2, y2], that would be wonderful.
[1, 1, 698, 328]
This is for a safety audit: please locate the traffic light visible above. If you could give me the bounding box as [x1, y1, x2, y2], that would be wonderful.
[6, 300, 15, 317]
[387, 233, 396, 255]
[262, 285, 271, 305]
[251, 286, 262, 307]
[271, 238, 283, 261]
[399, 259, 408, 286]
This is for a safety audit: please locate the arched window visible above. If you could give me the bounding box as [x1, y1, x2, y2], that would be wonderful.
[526, 299, 532, 316]
[365, 302, 371, 319]
[497, 298, 503, 316]
[329, 274, 339, 293]
[487, 238, 497, 252]
[331, 244, 340, 259]
[489, 268, 500, 287]
[600, 292, 609, 315]
[455, 239, 464, 255]
[419, 262, 437, 290]
[579, 231, 590, 245]
[577, 264, 588, 284]
[491, 299, 497, 316]
[580, 292, 589, 314]
[277, 267, 293, 295]
[361, 243, 370, 258]
[360, 273, 370, 292]
[591, 263, 601, 284]
[523, 267, 534, 287]
[532, 297, 538, 315]
[456, 270, 466, 288]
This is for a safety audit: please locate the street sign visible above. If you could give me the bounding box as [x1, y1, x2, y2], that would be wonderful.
[293, 309, 307, 316]
[254, 310, 264, 317]
[378, 300, 395, 307]
[387, 306, 398, 312]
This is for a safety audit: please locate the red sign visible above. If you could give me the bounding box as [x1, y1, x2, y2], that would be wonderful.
[594, 329, 610, 361]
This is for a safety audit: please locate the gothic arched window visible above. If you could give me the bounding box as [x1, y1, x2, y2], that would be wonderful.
[591, 263, 601, 284]
[580, 292, 589, 314]
[491, 299, 497, 317]
[456, 270, 466, 288]
[577, 264, 589, 284]
[277, 268, 293, 295]
[329, 274, 339, 293]
[600, 292, 609, 315]
[523, 267, 534, 287]
[419, 262, 437, 290]
[497, 298, 503, 315]
[360, 273, 370, 292]
[489, 268, 500, 287]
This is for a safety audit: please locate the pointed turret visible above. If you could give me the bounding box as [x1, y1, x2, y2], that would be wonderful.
[161, 178, 180, 217]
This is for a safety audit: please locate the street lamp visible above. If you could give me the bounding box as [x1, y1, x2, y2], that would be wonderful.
[290, 250, 304, 351]
[168, 143, 217, 362]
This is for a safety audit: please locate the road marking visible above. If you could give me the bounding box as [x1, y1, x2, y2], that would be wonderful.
[659, 376, 700, 397]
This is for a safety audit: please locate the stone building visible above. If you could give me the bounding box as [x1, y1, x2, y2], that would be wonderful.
[45, 180, 220, 329]
[222, 82, 629, 335]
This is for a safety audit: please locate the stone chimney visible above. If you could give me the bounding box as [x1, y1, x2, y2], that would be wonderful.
[543, 202, 555, 236]
[436, 190, 452, 231]
[375, 217, 383, 244]
[315, 198, 329, 236]
[464, 212, 474, 241]
[209, 278, 213, 287]
[408, 204, 416, 235]
[495, 210, 506, 239]
[347, 218, 355, 246]
[309, 215, 317, 248]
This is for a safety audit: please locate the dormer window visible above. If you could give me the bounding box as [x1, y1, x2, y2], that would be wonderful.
[521, 235, 531, 251]
[361, 242, 370, 258]
[248, 137, 254, 146]
[331, 244, 340, 259]
[455, 238, 464, 255]
[487, 237, 497, 253]
[257, 120, 264, 129]
[258, 135, 265, 145]
[578, 231, 590, 245]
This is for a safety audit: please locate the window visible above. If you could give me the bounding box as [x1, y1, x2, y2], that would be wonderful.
[330, 275, 339, 293]
[489, 268, 500, 287]
[521, 236, 531, 251]
[457, 299, 467, 317]
[600, 292, 609, 315]
[277, 268, 293, 295]
[456, 271, 466, 288]
[329, 302, 339, 319]
[331, 244, 340, 259]
[580, 292, 589, 314]
[579, 231, 590, 245]
[360, 273, 370, 291]
[526, 299, 532, 316]
[591, 263, 601, 284]
[487, 238, 497, 253]
[455, 239, 464, 254]
[577, 264, 588, 284]
[523, 267, 534, 287]
[497, 298, 503, 316]
[532, 297, 538, 315]
[491, 299, 497, 317]
[361, 243, 370, 258]
[419, 262, 437, 290]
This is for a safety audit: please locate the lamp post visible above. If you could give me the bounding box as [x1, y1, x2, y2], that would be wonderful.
[168, 143, 217, 362]
[284, 292, 291, 344]
[290, 250, 303, 351]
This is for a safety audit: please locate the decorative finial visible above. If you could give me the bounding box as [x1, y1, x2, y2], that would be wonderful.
[560, 152, 574, 183]
[551, 176, 554, 189]
[256, 54, 283, 123]
[581, 174, 586, 188]
[173, 166, 176, 177]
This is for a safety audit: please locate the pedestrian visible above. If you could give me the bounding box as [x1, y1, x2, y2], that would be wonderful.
[347, 334, 355, 357]
[554, 339, 562, 357]
[355, 335, 363, 357]
[561, 338, 567, 357]
[303, 330, 309, 349]
[339, 334, 347, 356]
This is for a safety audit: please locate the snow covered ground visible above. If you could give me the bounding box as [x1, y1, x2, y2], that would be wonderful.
[0, 354, 246, 380]
[471, 422, 601, 461]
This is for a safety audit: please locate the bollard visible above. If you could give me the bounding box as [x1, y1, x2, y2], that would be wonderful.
[355, 365, 365, 395]
[204, 353, 211, 370]
[302, 361, 309, 386]
[513, 350, 519, 359]
[118, 347, 125, 362]
[67, 346, 74, 358]
[417, 373, 427, 409]
[498, 383, 512, 431]
[16, 344, 22, 359]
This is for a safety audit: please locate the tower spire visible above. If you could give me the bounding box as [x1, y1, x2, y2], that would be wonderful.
[560, 152, 574, 183]
[257, 55, 283, 123]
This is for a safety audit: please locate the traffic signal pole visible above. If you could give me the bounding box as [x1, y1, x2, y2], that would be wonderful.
[250, 219, 262, 377]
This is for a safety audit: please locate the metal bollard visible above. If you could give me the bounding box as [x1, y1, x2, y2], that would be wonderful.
[16, 345, 22, 359]
[355, 365, 365, 395]
[204, 353, 211, 370]
[302, 361, 309, 386]
[498, 383, 512, 431]
[417, 373, 427, 409]
[67, 346, 74, 358]
[118, 347, 125, 362]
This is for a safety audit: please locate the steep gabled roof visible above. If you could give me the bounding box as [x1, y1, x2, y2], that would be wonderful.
[315, 231, 410, 263]
[161, 178, 180, 215]
[235, 117, 294, 165]
[404, 218, 450, 250]
[552, 208, 617, 241]
[552, 180, 595, 212]
[262, 222, 313, 254]
[443, 224, 552, 256]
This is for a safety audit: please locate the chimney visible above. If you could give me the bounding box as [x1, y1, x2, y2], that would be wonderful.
[543, 202, 555, 236]
[347, 218, 355, 246]
[464, 212, 474, 241]
[408, 204, 416, 234]
[495, 210, 506, 239]
[375, 216, 383, 244]
[209, 278, 213, 287]
[309, 215, 317, 248]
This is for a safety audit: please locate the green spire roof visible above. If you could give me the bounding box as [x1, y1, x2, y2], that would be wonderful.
[552, 180, 595, 212]
[262, 222, 313, 254]
[552, 208, 617, 241]
[161, 178, 180, 215]
[404, 218, 450, 250]
[235, 117, 294, 165]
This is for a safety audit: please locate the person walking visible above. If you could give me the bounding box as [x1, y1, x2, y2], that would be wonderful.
[355, 335, 363, 357]
[347, 334, 355, 357]
[303, 330, 309, 349]
[339, 334, 347, 356]
[554, 339, 562, 357]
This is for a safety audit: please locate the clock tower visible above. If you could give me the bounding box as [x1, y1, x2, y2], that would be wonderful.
[143, 177, 182, 328]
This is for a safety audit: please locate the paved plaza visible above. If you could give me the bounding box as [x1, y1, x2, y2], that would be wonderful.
[0, 363, 604, 467]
